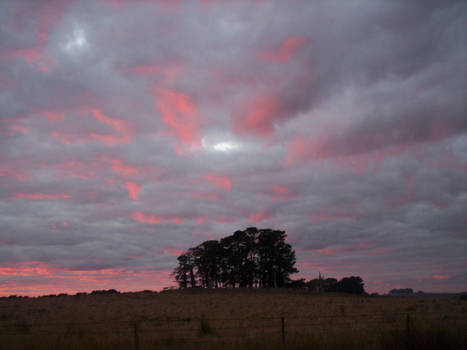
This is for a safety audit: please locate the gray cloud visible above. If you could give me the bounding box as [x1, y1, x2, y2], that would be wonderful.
[0, 0, 466, 295]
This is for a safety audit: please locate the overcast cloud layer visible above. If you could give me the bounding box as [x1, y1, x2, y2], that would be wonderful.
[1, 0, 466, 296]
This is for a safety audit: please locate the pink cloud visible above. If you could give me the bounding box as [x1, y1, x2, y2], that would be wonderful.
[270, 185, 294, 200]
[432, 274, 450, 280]
[249, 211, 270, 223]
[204, 173, 232, 190]
[119, 62, 183, 83]
[52, 222, 69, 232]
[215, 216, 235, 224]
[131, 212, 183, 225]
[101, 157, 140, 177]
[193, 216, 209, 225]
[90, 108, 132, 145]
[10, 192, 71, 200]
[233, 94, 280, 137]
[284, 136, 326, 167]
[316, 248, 335, 255]
[1, 47, 54, 72]
[155, 87, 202, 153]
[5, 123, 28, 136]
[126, 182, 141, 200]
[0, 261, 173, 296]
[0, 161, 29, 180]
[39, 110, 66, 122]
[284, 134, 388, 176]
[132, 212, 164, 224]
[34, 0, 74, 43]
[163, 248, 184, 256]
[258, 35, 308, 63]
[56, 160, 97, 179]
[48, 108, 132, 146]
[0, 261, 53, 277]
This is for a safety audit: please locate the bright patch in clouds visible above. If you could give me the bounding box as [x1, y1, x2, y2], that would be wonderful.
[63, 26, 87, 52]
[201, 137, 241, 153]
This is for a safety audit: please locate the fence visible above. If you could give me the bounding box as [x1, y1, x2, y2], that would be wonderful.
[0, 309, 465, 349]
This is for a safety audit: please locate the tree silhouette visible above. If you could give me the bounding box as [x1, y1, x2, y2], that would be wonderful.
[173, 227, 297, 288]
[336, 276, 364, 294]
[173, 249, 197, 288]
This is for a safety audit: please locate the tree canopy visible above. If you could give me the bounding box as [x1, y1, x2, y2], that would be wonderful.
[173, 227, 366, 294]
[173, 227, 298, 288]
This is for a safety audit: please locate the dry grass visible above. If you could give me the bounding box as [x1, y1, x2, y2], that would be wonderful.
[0, 289, 466, 350]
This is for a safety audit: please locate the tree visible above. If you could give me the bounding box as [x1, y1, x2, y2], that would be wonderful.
[173, 227, 298, 289]
[257, 229, 298, 288]
[337, 276, 365, 294]
[173, 250, 196, 288]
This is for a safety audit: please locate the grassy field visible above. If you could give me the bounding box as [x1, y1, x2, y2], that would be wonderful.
[0, 289, 466, 350]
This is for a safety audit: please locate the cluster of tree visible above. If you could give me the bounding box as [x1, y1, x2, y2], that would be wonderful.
[173, 227, 298, 288]
[286, 275, 365, 294]
[389, 288, 413, 294]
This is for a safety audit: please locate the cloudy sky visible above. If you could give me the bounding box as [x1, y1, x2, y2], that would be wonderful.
[1, 0, 466, 296]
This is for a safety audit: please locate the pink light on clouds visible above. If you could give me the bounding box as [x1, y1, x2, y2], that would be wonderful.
[249, 211, 270, 223]
[48, 108, 132, 146]
[126, 182, 141, 200]
[90, 108, 132, 145]
[234, 95, 280, 137]
[155, 87, 202, 153]
[163, 248, 184, 256]
[216, 216, 235, 224]
[0, 167, 28, 180]
[284, 135, 331, 167]
[432, 274, 450, 280]
[204, 173, 232, 190]
[56, 160, 97, 179]
[0, 261, 173, 296]
[10, 192, 71, 200]
[0, 261, 53, 277]
[316, 248, 335, 255]
[33, 0, 74, 43]
[132, 212, 163, 224]
[51, 221, 69, 232]
[40, 110, 66, 122]
[120, 62, 183, 83]
[102, 157, 140, 177]
[258, 35, 308, 63]
[131, 212, 183, 225]
[270, 185, 294, 200]
[194, 216, 208, 225]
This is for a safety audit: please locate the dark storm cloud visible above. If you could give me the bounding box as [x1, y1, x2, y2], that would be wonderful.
[0, 0, 466, 295]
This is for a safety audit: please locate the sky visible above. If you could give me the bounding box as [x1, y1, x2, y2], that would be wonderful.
[0, 0, 466, 296]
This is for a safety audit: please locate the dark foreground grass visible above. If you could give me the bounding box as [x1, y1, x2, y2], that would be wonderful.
[2, 323, 465, 350]
[0, 289, 466, 350]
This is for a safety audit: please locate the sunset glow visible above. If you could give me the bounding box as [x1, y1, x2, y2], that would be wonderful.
[0, 0, 466, 297]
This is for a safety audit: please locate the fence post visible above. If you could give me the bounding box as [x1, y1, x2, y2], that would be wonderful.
[405, 313, 411, 350]
[133, 321, 140, 350]
[281, 316, 286, 348]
